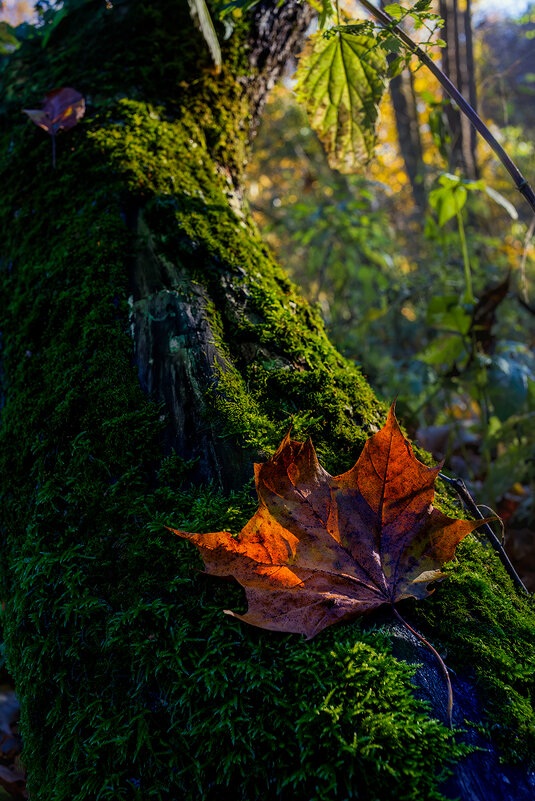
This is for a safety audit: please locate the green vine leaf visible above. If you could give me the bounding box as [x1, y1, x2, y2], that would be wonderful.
[295, 30, 388, 172]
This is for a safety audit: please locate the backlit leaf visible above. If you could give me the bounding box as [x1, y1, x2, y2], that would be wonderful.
[295, 31, 388, 172]
[429, 183, 467, 226]
[383, 4, 404, 21]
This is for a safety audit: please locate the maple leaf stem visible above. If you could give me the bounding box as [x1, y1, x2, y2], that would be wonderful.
[392, 605, 453, 729]
[439, 473, 530, 596]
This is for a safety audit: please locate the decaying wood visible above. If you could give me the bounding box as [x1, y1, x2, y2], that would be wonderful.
[129, 213, 254, 489]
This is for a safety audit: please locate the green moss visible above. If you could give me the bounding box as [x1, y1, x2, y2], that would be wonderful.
[0, 2, 533, 799]
[410, 533, 535, 764]
[85, 96, 383, 464]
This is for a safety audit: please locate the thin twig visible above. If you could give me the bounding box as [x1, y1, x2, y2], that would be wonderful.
[518, 294, 535, 316]
[357, 0, 535, 215]
[392, 605, 453, 728]
[520, 216, 535, 301]
[439, 472, 529, 595]
[477, 504, 505, 544]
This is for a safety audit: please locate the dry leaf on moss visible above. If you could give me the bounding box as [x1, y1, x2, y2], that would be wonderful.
[23, 87, 85, 167]
[23, 87, 85, 135]
[170, 405, 488, 639]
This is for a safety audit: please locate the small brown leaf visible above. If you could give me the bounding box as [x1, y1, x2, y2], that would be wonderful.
[170, 405, 490, 639]
[23, 87, 85, 136]
[23, 87, 85, 167]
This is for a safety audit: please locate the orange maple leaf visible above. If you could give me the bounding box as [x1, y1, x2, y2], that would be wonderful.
[170, 405, 486, 640]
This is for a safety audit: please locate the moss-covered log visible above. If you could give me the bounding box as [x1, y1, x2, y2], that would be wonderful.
[0, 1, 534, 799]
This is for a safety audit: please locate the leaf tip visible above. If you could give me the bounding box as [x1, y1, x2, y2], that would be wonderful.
[273, 423, 294, 460]
[166, 525, 191, 540]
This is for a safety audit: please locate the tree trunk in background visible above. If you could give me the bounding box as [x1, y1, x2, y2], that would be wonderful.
[0, 2, 533, 799]
[439, 0, 479, 178]
[389, 66, 426, 208]
[380, 0, 426, 208]
[464, 0, 478, 170]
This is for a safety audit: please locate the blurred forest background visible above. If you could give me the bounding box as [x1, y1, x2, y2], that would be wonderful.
[246, 0, 535, 589]
[1, 0, 535, 588]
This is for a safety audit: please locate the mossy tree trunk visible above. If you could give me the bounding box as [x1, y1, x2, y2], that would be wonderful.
[0, 2, 534, 800]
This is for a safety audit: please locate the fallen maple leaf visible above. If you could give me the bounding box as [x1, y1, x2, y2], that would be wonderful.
[23, 87, 85, 167]
[170, 405, 487, 640]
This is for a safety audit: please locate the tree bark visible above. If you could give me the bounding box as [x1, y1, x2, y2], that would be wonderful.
[380, 0, 426, 208]
[438, 0, 478, 178]
[389, 66, 426, 208]
[463, 0, 478, 172]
